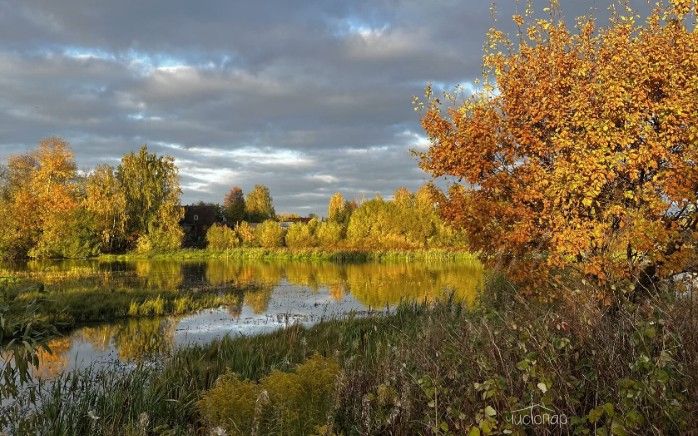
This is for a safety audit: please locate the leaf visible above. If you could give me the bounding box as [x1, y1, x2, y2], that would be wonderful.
[484, 405, 497, 417]
[588, 408, 603, 423]
[537, 382, 548, 393]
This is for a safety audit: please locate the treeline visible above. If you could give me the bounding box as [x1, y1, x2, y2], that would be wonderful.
[207, 187, 466, 250]
[0, 138, 466, 260]
[0, 138, 184, 259]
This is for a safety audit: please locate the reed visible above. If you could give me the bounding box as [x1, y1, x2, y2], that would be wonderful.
[4, 281, 695, 435]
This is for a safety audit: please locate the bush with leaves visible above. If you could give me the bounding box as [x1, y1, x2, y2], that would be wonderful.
[234, 221, 257, 247]
[285, 220, 318, 248]
[28, 207, 101, 259]
[198, 354, 340, 435]
[315, 221, 343, 248]
[255, 220, 284, 248]
[206, 223, 240, 250]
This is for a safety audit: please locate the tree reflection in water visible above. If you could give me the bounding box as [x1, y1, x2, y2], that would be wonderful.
[18, 258, 483, 369]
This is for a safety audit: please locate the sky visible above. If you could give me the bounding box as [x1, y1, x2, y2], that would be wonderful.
[0, 0, 648, 215]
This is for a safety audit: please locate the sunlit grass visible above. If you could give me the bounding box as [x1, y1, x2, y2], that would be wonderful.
[4, 285, 696, 434]
[1, 279, 251, 338]
[99, 247, 480, 263]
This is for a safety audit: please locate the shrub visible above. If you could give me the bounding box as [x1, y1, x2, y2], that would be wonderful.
[135, 227, 183, 253]
[330, 291, 696, 435]
[206, 223, 240, 250]
[316, 221, 343, 247]
[235, 221, 257, 247]
[197, 373, 262, 434]
[255, 220, 284, 248]
[285, 222, 317, 248]
[198, 354, 340, 435]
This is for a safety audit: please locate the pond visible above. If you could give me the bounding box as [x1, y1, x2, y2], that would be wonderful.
[4, 258, 483, 378]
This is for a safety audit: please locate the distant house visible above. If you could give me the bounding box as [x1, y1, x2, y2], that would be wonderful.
[277, 215, 313, 229]
[181, 203, 224, 247]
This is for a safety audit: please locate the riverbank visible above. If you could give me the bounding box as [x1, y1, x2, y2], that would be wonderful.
[5, 277, 696, 435]
[98, 247, 480, 264]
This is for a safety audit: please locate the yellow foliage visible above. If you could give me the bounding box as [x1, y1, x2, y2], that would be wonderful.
[198, 354, 340, 435]
[419, 2, 698, 293]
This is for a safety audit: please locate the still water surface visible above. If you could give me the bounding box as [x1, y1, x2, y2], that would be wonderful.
[7, 258, 483, 378]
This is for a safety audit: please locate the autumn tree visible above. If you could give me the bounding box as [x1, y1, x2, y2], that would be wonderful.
[316, 221, 343, 247]
[285, 219, 319, 247]
[0, 164, 9, 199]
[117, 146, 184, 251]
[30, 139, 80, 246]
[30, 207, 101, 259]
[418, 1, 698, 294]
[85, 165, 127, 252]
[245, 185, 275, 223]
[255, 220, 284, 248]
[235, 221, 257, 247]
[0, 138, 85, 258]
[223, 186, 246, 225]
[206, 223, 240, 250]
[327, 193, 354, 225]
[1, 154, 41, 255]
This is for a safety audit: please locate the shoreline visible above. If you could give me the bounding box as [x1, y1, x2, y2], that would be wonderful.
[97, 247, 480, 263]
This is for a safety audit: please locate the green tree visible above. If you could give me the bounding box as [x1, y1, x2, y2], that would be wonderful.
[245, 185, 275, 223]
[412, 184, 444, 246]
[393, 187, 416, 245]
[223, 186, 246, 225]
[0, 198, 19, 260]
[29, 207, 101, 259]
[117, 146, 184, 251]
[255, 220, 284, 248]
[392, 185, 442, 248]
[345, 189, 447, 249]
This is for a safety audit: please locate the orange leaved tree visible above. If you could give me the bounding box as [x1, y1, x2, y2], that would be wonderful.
[418, 1, 698, 296]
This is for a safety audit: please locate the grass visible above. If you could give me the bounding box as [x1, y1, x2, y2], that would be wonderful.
[3, 275, 696, 435]
[0, 277, 252, 339]
[99, 247, 480, 263]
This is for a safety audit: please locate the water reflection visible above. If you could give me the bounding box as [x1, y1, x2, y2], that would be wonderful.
[5, 258, 483, 376]
[34, 319, 175, 377]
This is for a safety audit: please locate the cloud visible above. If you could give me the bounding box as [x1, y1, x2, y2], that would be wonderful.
[0, 0, 651, 214]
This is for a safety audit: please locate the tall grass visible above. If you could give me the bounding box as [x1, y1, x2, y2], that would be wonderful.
[1, 279, 252, 340]
[4, 277, 696, 435]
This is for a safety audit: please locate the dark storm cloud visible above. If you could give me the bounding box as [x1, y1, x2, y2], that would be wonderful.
[0, 0, 649, 214]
